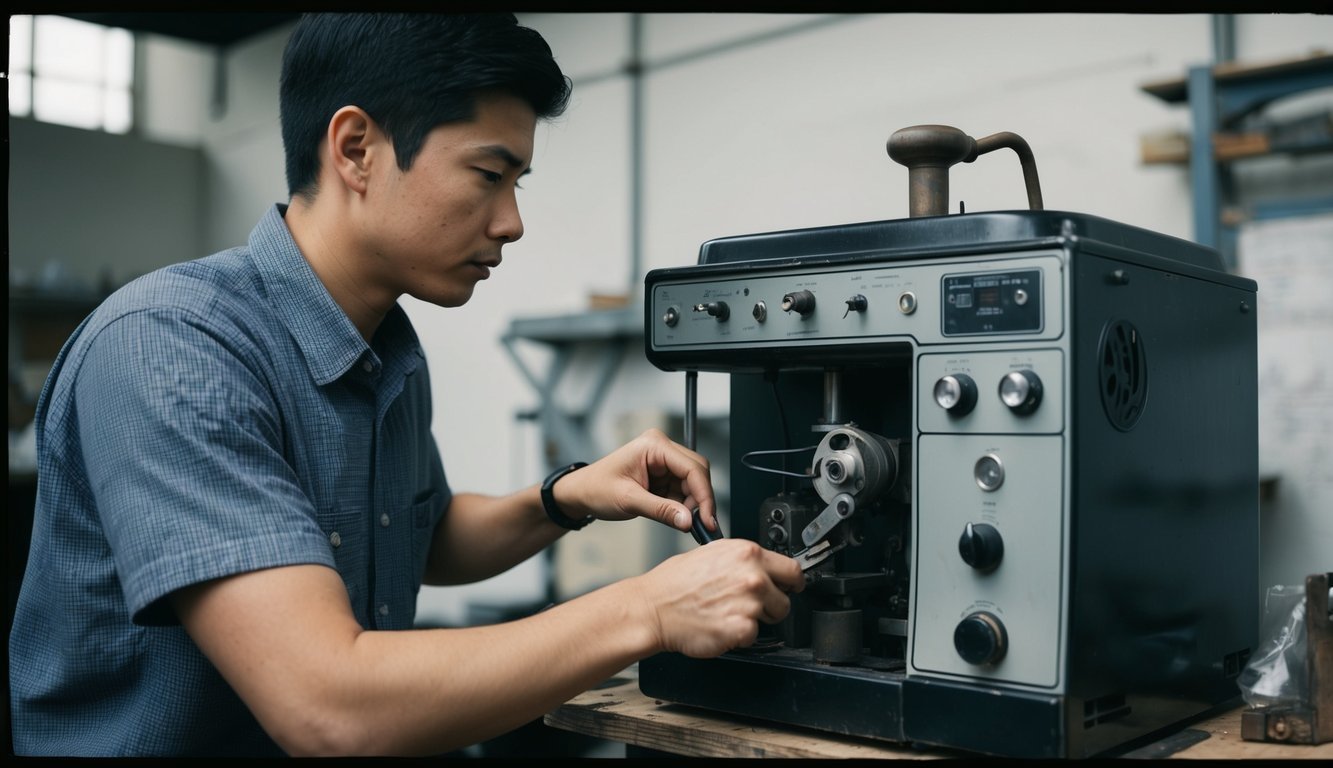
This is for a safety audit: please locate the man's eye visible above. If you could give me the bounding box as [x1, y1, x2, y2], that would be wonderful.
[477, 169, 502, 184]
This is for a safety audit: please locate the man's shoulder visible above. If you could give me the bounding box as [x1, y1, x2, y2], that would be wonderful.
[99, 247, 267, 323]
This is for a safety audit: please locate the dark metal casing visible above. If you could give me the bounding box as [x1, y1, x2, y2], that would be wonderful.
[639, 210, 1258, 758]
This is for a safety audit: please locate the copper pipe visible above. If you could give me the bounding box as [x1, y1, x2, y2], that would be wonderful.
[887, 125, 1044, 216]
[967, 132, 1044, 211]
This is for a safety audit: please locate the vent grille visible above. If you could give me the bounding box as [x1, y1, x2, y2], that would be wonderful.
[1099, 320, 1148, 431]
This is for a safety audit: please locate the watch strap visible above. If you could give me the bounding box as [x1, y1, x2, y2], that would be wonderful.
[541, 462, 592, 530]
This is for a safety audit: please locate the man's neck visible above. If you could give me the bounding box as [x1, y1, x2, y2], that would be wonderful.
[283, 196, 392, 344]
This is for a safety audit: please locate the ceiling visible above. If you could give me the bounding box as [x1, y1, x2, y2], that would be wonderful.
[60, 12, 301, 47]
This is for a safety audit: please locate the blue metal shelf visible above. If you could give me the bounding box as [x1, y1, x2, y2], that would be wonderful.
[1142, 52, 1333, 270]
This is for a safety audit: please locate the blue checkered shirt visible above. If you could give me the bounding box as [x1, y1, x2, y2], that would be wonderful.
[9, 204, 452, 756]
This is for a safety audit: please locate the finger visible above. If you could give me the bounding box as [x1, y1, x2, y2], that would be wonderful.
[649, 443, 717, 529]
[642, 427, 711, 468]
[758, 583, 792, 625]
[622, 484, 693, 531]
[759, 547, 806, 594]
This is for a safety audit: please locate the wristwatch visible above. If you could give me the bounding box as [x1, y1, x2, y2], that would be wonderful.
[541, 461, 593, 530]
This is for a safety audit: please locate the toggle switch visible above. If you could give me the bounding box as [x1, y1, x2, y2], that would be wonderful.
[693, 301, 730, 321]
[843, 294, 868, 317]
[781, 290, 816, 317]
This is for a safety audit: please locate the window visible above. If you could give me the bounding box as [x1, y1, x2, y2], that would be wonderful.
[8, 14, 134, 134]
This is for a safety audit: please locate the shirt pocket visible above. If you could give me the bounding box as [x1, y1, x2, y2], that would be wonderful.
[410, 491, 443, 587]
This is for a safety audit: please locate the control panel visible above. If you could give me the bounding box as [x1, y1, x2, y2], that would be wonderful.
[649, 253, 1064, 352]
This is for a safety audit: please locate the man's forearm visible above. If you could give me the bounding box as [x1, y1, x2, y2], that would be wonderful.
[422, 488, 565, 585]
[174, 563, 660, 756]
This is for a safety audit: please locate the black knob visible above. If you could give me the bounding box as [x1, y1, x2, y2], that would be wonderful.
[934, 374, 978, 416]
[693, 301, 730, 322]
[781, 290, 816, 316]
[999, 369, 1043, 414]
[954, 611, 1008, 665]
[958, 522, 1004, 571]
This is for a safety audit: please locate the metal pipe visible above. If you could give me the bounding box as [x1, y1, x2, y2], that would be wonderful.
[823, 370, 843, 425]
[888, 125, 1045, 216]
[684, 370, 698, 450]
[628, 13, 644, 292]
[968, 132, 1045, 211]
[886, 124, 974, 217]
[1212, 14, 1236, 65]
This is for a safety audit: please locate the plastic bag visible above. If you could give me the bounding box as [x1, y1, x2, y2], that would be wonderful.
[1237, 584, 1310, 709]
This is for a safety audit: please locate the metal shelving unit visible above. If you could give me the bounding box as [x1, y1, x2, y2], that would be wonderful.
[1140, 51, 1333, 270]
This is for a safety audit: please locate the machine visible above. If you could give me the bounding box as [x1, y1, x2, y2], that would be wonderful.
[638, 125, 1259, 757]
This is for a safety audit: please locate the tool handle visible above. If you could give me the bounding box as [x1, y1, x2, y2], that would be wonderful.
[690, 508, 724, 545]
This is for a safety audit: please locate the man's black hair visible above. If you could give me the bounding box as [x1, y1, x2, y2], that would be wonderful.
[280, 13, 572, 200]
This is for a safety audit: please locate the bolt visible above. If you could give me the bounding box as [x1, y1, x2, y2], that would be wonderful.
[1273, 718, 1289, 739]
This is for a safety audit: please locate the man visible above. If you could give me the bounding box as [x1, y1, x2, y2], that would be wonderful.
[10, 13, 803, 756]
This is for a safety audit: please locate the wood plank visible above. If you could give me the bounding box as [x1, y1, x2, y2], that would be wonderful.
[546, 670, 1333, 759]
[1168, 706, 1333, 760]
[545, 677, 949, 759]
[1141, 51, 1333, 103]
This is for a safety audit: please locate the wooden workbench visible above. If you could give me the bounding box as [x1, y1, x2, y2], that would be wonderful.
[544, 667, 1333, 759]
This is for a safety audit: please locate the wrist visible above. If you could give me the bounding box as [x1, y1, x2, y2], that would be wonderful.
[609, 574, 667, 656]
[541, 462, 593, 530]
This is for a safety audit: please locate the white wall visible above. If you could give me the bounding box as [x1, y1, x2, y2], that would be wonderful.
[11, 12, 1332, 626]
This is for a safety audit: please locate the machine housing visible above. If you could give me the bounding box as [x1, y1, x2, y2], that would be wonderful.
[638, 209, 1258, 757]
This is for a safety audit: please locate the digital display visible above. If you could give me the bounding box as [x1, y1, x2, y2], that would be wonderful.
[942, 269, 1042, 336]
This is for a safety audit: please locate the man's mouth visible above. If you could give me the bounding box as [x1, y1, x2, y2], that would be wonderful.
[470, 256, 502, 278]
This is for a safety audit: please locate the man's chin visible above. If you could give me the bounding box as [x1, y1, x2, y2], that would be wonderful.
[423, 284, 478, 309]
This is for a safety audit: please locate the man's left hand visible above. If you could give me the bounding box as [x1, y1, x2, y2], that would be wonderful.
[552, 428, 717, 534]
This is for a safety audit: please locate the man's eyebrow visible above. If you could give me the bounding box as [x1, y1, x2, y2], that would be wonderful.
[479, 145, 532, 176]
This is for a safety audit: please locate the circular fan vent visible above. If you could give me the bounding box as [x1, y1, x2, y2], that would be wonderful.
[1099, 319, 1148, 431]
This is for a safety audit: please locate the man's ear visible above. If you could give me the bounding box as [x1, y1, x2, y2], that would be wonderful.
[325, 106, 384, 196]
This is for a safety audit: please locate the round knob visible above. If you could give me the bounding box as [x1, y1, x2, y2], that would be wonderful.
[781, 290, 816, 316]
[663, 306, 679, 327]
[954, 611, 1008, 665]
[934, 374, 978, 416]
[999, 370, 1043, 414]
[887, 125, 976, 169]
[693, 301, 730, 322]
[958, 522, 1004, 571]
[752, 301, 767, 323]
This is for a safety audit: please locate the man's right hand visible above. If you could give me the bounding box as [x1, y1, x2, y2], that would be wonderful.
[630, 538, 805, 659]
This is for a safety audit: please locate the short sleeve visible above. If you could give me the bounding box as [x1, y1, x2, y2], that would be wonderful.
[74, 309, 336, 626]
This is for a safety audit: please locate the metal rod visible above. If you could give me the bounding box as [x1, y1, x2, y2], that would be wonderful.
[684, 370, 698, 450]
[823, 370, 843, 425]
[1212, 14, 1236, 65]
[628, 13, 644, 292]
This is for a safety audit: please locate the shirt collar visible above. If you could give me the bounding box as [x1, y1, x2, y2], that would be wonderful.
[248, 203, 421, 386]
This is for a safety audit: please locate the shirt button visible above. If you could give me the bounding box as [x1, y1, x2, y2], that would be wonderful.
[362, 360, 374, 373]
[329, 531, 342, 548]
[378, 604, 390, 617]
[380, 513, 391, 528]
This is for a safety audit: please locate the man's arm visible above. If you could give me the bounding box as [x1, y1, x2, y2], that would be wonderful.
[172, 539, 801, 756]
[424, 428, 717, 586]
